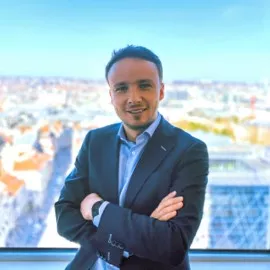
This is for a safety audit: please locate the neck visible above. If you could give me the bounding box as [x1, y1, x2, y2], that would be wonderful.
[123, 113, 159, 142]
[123, 126, 144, 142]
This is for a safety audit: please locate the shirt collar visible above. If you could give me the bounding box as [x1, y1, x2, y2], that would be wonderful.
[118, 113, 161, 143]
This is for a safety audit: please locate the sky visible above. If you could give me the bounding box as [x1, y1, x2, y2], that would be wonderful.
[0, 0, 269, 82]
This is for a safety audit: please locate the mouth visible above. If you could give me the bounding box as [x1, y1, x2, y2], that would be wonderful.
[127, 108, 147, 114]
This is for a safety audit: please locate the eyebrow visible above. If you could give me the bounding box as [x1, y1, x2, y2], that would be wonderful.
[113, 82, 128, 88]
[138, 79, 153, 84]
[113, 79, 153, 88]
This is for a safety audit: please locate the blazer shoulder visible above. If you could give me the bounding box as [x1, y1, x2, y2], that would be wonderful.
[85, 122, 121, 141]
[168, 123, 207, 149]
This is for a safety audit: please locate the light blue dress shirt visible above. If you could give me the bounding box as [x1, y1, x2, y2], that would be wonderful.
[91, 114, 161, 270]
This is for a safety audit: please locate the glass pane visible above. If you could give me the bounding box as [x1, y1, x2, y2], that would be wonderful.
[0, 0, 269, 250]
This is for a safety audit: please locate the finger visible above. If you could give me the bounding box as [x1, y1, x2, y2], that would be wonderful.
[155, 196, 183, 214]
[150, 209, 163, 219]
[159, 197, 184, 209]
[159, 211, 177, 221]
[161, 191, 177, 202]
[152, 201, 183, 219]
[151, 200, 183, 219]
[158, 202, 184, 216]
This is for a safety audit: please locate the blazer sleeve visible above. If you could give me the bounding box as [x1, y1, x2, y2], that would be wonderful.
[93, 141, 209, 266]
[54, 131, 97, 247]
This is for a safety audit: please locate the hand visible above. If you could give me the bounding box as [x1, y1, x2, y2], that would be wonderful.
[150, 191, 184, 221]
[80, 193, 103, 221]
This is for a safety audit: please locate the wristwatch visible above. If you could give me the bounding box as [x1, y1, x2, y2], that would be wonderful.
[92, 200, 104, 219]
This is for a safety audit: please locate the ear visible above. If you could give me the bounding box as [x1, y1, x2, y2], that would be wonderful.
[159, 82, 165, 101]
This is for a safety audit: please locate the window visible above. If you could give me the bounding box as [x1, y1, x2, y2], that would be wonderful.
[0, 0, 269, 251]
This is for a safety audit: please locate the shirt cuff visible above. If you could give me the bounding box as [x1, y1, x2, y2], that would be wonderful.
[92, 201, 110, 227]
[123, 251, 131, 258]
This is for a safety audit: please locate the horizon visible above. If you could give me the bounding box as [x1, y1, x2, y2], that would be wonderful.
[0, 74, 267, 85]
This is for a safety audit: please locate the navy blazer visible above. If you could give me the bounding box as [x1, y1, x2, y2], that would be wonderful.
[55, 116, 209, 270]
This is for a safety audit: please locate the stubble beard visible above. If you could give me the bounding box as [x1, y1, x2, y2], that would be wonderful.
[123, 111, 156, 131]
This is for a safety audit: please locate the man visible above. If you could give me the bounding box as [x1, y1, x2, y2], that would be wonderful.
[55, 45, 209, 270]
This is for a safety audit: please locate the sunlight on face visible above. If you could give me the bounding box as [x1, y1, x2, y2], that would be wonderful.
[108, 58, 164, 135]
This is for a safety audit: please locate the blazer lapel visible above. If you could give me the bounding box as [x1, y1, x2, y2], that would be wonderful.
[123, 119, 175, 208]
[100, 126, 120, 205]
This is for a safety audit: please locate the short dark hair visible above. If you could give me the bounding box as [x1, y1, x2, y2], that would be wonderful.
[105, 45, 163, 81]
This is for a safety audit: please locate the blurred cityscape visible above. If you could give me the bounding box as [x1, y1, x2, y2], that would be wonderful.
[0, 76, 269, 249]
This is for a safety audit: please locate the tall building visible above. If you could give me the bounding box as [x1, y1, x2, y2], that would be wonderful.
[207, 151, 270, 249]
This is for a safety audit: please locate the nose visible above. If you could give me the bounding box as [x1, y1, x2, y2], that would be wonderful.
[127, 86, 142, 105]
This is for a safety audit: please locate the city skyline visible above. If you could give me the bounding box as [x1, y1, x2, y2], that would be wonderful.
[0, 0, 269, 82]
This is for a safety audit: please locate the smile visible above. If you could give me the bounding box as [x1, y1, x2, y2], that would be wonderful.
[127, 108, 147, 114]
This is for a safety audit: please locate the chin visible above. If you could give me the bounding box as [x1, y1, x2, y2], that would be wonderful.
[125, 119, 153, 131]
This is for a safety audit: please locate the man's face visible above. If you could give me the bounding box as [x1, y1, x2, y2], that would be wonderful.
[108, 58, 164, 131]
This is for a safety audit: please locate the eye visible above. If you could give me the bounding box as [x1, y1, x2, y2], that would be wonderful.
[115, 85, 128, 92]
[139, 83, 151, 90]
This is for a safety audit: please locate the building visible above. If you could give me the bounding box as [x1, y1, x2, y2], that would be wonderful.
[207, 149, 270, 249]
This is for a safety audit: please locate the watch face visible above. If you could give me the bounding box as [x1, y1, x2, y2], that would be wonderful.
[92, 200, 103, 218]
